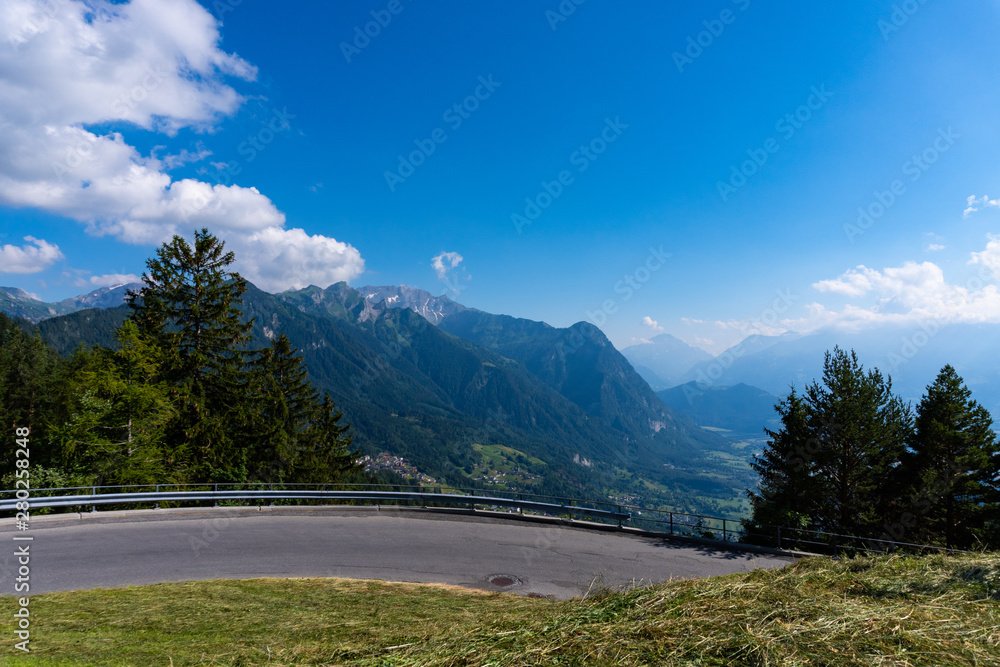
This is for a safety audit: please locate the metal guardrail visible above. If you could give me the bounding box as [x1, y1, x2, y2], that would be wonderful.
[0, 483, 976, 556]
[0, 485, 630, 525]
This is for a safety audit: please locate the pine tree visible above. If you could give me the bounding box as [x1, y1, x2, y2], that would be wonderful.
[126, 228, 253, 481]
[744, 390, 817, 545]
[902, 365, 999, 549]
[53, 322, 176, 486]
[745, 348, 912, 545]
[804, 347, 911, 537]
[247, 333, 320, 482]
[0, 315, 62, 468]
[295, 392, 361, 484]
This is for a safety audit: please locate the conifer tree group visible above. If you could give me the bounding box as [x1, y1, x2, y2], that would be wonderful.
[746, 347, 1000, 550]
[1, 229, 360, 487]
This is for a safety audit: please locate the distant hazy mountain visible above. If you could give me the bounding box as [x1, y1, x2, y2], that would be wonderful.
[680, 325, 1000, 419]
[658, 382, 782, 440]
[0, 283, 139, 323]
[620, 334, 714, 390]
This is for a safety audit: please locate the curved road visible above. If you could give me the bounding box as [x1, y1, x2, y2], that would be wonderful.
[1, 506, 795, 599]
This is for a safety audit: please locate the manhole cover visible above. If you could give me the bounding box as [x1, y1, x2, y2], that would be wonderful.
[486, 573, 522, 589]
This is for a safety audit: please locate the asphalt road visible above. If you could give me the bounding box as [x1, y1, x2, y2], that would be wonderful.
[0, 506, 795, 599]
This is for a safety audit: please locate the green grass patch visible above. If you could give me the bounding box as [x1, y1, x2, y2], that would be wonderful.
[471, 443, 547, 470]
[1, 554, 998, 665]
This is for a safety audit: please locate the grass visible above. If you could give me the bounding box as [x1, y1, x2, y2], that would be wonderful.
[0, 553, 997, 665]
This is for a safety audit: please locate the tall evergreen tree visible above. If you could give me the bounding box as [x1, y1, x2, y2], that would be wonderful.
[901, 365, 999, 549]
[53, 322, 176, 485]
[248, 333, 320, 482]
[126, 228, 253, 481]
[805, 348, 911, 537]
[296, 392, 361, 483]
[0, 314, 62, 468]
[744, 390, 817, 544]
[746, 348, 911, 543]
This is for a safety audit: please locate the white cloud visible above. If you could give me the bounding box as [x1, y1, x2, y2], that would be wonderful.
[970, 234, 1000, 279]
[813, 266, 881, 297]
[964, 195, 1000, 218]
[641, 316, 664, 332]
[87, 273, 141, 287]
[230, 226, 364, 293]
[431, 251, 464, 280]
[156, 145, 213, 170]
[0, 0, 364, 291]
[0, 235, 64, 273]
[783, 251, 1000, 333]
[925, 243, 945, 252]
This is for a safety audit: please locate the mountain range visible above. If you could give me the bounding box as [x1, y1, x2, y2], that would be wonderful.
[4, 282, 751, 514]
[9, 280, 996, 511]
[0, 283, 141, 323]
[619, 333, 714, 390]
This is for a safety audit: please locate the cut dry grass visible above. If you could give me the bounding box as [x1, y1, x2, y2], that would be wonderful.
[0, 553, 997, 665]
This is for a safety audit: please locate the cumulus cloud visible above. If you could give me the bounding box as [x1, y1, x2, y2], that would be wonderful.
[781, 251, 1000, 333]
[0, 235, 64, 273]
[0, 0, 364, 290]
[964, 195, 1000, 218]
[641, 316, 664, 332]
[431, 251, 470, 298]
[925, 243, 945, 252]
[431, 251, 463, 279]
[230, 227, 365, 293]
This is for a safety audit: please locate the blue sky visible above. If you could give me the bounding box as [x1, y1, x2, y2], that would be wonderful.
[2, 0, 1000, 353]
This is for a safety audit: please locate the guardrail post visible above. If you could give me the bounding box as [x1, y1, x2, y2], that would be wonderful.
[91, 486, 96, 513]
[155, 484, 159, 509]
[618, 505, 623, 528]
[214, 483, 218, 508]
[723, 518, 727, 542]
[777, 526, 782, 551]
[669, 512, 673, 535]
